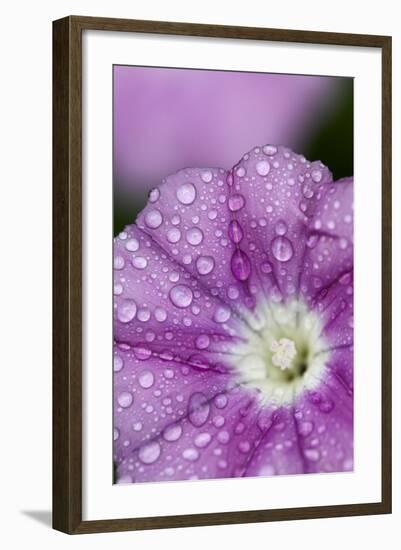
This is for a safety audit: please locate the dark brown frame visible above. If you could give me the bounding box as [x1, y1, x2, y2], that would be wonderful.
[53, 15, 392, 534]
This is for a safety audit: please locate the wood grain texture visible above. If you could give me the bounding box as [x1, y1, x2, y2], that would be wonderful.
[52, 15, 392, 534]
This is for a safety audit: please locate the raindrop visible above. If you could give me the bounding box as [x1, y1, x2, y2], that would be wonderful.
[214, 306, 231, 323]
[125, 238, 139, 252]
[261, 261, 272, 274]
[304, 448, 320, 462]
[117, 299, 137, 323]
[275, 221, 287, 235]
[201, 170, 213, 183]
[228, 220, 244, 243]
[271, 236, 294, 262]
[214, 394, 228, 409]
[149, 188, 160, 202]
[138, 441, 161, 464]
[311, 169, 323, 183]
[298, 421, 314, 437]
[167, 227, 181, 243]
[114, 355, 123, 372]
[176, 182, 196, 205]
[186, 227, 204, 246]
[169, 284, 193, 308]
[196, 255, 215, 275]
[117, 391, 133, 408]
[132, 256, 148, 269]
[228, 194, 245, 212]
[114, 256, 125, 270]
[154, 307, 167, 322]
[145, 209, 163, 229]
[236, 166, 246, 177]
[138, 370, 155, 389]
[163, 423, 182, 442]
[256, 160, 270, 176]
[231, 249, 251, 281]
[188, 392, 210, 427]
[263, 145, 277, 156]
[196, 334, 210, 350]
[194, 432, 212, 448]
[182, 448, 199, 461]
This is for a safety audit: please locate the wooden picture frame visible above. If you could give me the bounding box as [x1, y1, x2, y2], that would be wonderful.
[53, 15, 392, 534]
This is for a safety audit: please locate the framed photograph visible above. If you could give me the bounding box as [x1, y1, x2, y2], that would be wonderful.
[53, 16, 392, 534]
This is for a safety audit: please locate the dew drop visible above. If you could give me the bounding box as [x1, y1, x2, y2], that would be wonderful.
[256, 160, 270, 176]
[261, 261, 272, 274]
[163, 423, 182, 442]
[231, 249, 251, 281]
[176, 182, 196, 205]
[194, 432, 212, 448]
[117, 391, 133, 408]
[304, 448, 320, 462]
[271, 236, 294, 262]
[228, 194, 245, 212]
[228, 220, 244, 243]
[149, 188, 160, 202]
[138, 441, 161, 464]
[188, 392, 210, 427]
[154, 307, 167, 322]
[169, 284, 193, 308]
[275, 220, 287, 235]
[298, 421, 314, 437]
[186, 227, 204, 246]
[132, 256, 148, 269]
[201, 170, 213, 183]
[214, 306, 231, 323]
[125, 238, 139, 252]
[196, 334, 210, 350]
[263, 145, 277, 156]
[236, 166, 246, 177]
[214, 394, 228, 409]
[114, 355, 124, 372]
[167, 227, 181, 243]
[138, 370, 155, 389]
[311, 169, 323, 183]
[114, 256, 125, 270]
[182, 448, 199, 461]
[196, 255, 215, 275]
[117, 299, 137, 323]
[145, 209, 163, 229]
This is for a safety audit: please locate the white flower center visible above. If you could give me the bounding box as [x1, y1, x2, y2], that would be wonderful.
[229, 299, 330, 406]
[270, 338, 297, 370]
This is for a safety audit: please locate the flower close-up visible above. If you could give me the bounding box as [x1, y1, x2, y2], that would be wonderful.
[113, 144, 353, 484]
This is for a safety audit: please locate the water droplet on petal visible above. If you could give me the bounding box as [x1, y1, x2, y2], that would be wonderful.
[263, 145, 277, 156]
[271, 236, 294, 262]
[125, 238, 139, 251]
[201, 170, 213, 183]
[236, 166, 246, 177]
[228, 220, 243, 243]
[194, 432, 212, 448]
[117, 299, 137, 323]
[275, 221, 287, 235]
[256, 160, 270, 176]
[176, 182, 196, 205]
[145, 209, 163, 229]
[195, 334, 210, 350]
[214, 306, 231, 323]
[117, 391, 133, 408]
[298, 421, 314, 436]
[167, 227, 181, 243]
[114, 256, 125, 270]
[311, 169, 322, 183]
[231, 249, 251, 281]
[228, 194, 245, 212]
[154, 307, 167, 322]
[214, 394, 228, 409]
[261, 261, 272, 274]
[304, 448, 320, 462]
[182, 448, 199, 461]
[163, 423, 182, 442]
[186, 227, 204, 246]
[188, 392, 210, 427]
[114, 355, 123, 372]
[139, 441, 161, 464]
[196, 255, 215, 275]
[132, 256, 148, 269]
[138, 370, 155, 389]
[169, 284, 193, 308]
[149, 188, 160, 202]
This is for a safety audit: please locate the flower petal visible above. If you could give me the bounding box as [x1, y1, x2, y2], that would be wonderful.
[228, 145, 333, 301]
